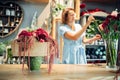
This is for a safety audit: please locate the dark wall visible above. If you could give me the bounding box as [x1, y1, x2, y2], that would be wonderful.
[83, 2, 117, 13]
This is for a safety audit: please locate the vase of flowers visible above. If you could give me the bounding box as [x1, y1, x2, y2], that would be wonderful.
[105, 39, 118, 68]
[86, 9, 120, 68]
[99, 10, 120, 68]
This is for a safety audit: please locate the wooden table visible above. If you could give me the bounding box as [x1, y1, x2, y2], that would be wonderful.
[0, 64, 116, 80]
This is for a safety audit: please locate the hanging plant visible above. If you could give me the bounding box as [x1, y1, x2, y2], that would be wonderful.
[52, 3, 65, 17]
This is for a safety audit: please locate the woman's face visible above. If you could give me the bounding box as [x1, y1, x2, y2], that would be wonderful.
[67, 10, 76, 23]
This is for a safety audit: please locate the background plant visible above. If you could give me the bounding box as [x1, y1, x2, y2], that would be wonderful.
[0, 41, 11, 56]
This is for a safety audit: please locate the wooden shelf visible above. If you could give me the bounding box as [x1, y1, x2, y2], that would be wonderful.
[24, 0, 49, 3]
[83, 0, 117, 3]
[0, 2, 23, 38]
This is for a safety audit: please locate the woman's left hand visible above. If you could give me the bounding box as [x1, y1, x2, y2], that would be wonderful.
[93, 34, 101, 40]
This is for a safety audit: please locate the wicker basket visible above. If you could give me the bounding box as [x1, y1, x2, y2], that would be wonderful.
[11, 40, 49, 57]
[11, 40, 49, 71]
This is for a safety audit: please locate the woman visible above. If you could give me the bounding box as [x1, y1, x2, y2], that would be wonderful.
[58, 8, 101, 64]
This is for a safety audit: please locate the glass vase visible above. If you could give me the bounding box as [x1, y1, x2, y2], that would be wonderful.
[105, 39, 118, 68]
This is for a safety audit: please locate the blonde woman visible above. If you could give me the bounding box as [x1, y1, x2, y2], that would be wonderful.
[58, 8, 101, 64]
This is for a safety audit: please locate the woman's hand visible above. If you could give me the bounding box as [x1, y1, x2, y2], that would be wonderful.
[99, 24, 103, 31]
[93, 34, 101, 40]
[83, 34, 101, 44]
[87, 15, 95, 22]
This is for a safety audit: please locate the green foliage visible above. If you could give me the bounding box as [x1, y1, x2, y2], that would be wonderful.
[86, 19, 103, 38]
[0, 41, 12, 56]
[0, 42, 6, 55]
[7, 48, 13, 60]
[26, 27, 35, 32]
[52, 3, 65, 16]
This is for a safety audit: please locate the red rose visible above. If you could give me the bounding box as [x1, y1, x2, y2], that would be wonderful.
[102, 21, 109, 29]
[80, 3, 86, 9]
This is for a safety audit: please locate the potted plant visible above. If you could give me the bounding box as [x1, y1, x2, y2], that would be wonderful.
[0, 42, 6, 64]
[0, 42, 6, 56]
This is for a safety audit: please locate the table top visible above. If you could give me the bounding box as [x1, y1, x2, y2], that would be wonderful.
[0, 64, 116, 80]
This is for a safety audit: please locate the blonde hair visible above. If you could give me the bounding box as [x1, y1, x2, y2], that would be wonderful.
[61, 8, 74, 24]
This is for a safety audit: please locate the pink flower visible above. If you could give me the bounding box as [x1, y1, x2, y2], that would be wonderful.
[39, 39, 45, 42]
[111, 10, 118, 17]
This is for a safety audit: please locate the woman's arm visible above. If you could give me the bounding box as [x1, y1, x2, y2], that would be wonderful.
[82, 34, 101, 44]
[64, 16, 94, 40]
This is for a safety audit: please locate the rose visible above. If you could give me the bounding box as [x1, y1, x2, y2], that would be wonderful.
[101, 14, 118, 34]
[80, 3, 86, 9]
[80, 3, 91, 15]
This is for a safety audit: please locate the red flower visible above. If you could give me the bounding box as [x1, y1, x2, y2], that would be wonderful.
[113, 25, 118, 31]
[102, 20, 109, 29]
[117, 13, 120, 20]
[35, 28, 49, 42]
[18, 30, 33, 37]
[80, 3, 86, 9]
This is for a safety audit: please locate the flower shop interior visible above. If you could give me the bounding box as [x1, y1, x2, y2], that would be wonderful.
[0, 0, 120, 80]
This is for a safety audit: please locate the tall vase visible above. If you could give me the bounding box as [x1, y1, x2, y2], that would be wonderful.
[105, 39, 118, 68]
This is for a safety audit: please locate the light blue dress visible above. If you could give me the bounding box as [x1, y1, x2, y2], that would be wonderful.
[58, 24, 87, 64]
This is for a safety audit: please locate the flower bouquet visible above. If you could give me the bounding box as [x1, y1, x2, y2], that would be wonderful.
[12, 28, 58, 73]
[87, 10, 120, 68]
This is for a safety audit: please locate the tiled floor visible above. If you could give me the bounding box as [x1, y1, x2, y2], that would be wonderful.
[0, 64, 117, 80]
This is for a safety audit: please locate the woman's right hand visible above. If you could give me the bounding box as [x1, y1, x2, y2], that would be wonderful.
[87, 15, 95, 22]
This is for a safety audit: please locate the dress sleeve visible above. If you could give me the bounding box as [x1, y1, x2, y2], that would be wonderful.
[58, 26, 69, 37]
[76, 24, 86, 38]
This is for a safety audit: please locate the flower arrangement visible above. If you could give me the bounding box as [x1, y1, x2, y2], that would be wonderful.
[86, 10, 120, 40]
[99, 11, 120, 68]
[17, 28, 58, 73]
[80, 3, 120, 68]
[80, 3, 120, 39]
[84, 9, 120, 67]
[99, 10, 120, 40]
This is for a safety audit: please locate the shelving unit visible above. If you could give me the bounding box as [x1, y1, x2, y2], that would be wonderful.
[80, 11, 109, 63]
[0, 2, 23, 38]
[86, 44, 106, 63]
